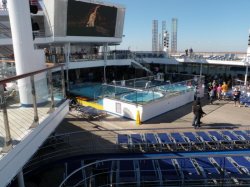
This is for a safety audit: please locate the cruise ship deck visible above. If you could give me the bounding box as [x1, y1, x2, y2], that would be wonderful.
[1, 0, 250, 186]
[18, 97, 250, 187]
[58, 97, 250, 151]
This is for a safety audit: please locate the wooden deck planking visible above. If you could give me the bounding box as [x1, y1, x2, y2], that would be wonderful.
[0, 104, 55, 149]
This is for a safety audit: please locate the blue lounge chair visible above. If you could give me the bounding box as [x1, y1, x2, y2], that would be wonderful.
[195, 157, 221, 179]
[176, 158, 204, 180]
[130, 134, 145, 150]
[221, 131, 240, 141]
[221, 131, 244, 147]
[157, 159, 180, 181]
[156, 133, 175, 151]
[144, 133, 158, 151]
[117, 134, 130, 148]
[196, 132, 214, 142]
[213, 157, 240, 177]
[183, 132, 204, 150]
[207, 131, 231, 148]
[170, 132, 190, 150]
[195, 132, 216, 149]
[233, 130, 250, 141]
[231, 156, 250, 174]
[208, 131, 226, 142]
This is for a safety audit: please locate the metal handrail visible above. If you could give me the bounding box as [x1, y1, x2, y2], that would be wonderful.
[0, 63, 66, 153]
[0, 64, 64, 85]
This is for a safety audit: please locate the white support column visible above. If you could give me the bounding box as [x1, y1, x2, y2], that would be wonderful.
[8, 0, 48, 106]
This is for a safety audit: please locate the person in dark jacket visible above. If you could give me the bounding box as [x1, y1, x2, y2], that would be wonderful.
[192, 98, 198, 126]
[233, 87, 241, 107]
[192, 98, 206, 128]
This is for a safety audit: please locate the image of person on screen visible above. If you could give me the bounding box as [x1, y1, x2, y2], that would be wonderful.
[86, 5, 100, 27]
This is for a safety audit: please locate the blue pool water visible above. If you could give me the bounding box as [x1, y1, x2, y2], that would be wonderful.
[121, 91, 164, 103]
[70, 84, 130, 99]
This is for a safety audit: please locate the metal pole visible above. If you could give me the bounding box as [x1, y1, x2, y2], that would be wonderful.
[65, 43, 70, 91]
[0, 84, 12, 153]
[199, 61, 202, 78]
[199, 59, 204, 87]
[244, 58, 249, 86]
[47, 70, 55, 113]
[103, 43, 108, 83]
[61, 66, 66, 98]
[29, 75, 39, 128]
[17, 170, 25, 187]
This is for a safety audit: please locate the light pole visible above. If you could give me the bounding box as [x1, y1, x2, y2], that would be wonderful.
[199, 60, 203, 78]
[244, 56, 249, 86]
[199, 58, 205, 83]
[103, 43, 108, 84]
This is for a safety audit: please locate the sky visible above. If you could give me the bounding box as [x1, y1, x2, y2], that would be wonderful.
[110, 0, 250, 52]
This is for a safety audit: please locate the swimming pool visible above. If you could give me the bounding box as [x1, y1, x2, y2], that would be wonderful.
[70, 83, 165, 104]
[121, 91, 164, 103]
[70, 82, 193, 105]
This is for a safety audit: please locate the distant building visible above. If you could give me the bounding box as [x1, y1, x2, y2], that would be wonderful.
[158, 33, 162, 51]
[171, 18, 178, 53]
[152, 20, 158, 51]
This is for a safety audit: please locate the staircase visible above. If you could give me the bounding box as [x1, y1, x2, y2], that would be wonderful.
[0, 46, 13, 57]
[0, 22, 12, 38]
[132, 57, 153, 75]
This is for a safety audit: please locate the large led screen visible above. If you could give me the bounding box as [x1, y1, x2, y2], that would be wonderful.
[67, 0, 117, 37]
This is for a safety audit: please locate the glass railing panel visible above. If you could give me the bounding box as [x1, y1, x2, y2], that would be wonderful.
[34, 75, 53, 115]
[112, 76, 154, 89]
[68, 74, 203, 106]
[52, 71, 65, 105]
[58, 155, 244, 187]
[101, 84, 133, 101]
[118, 89, 137, 104]
[0, 64, 66, 153]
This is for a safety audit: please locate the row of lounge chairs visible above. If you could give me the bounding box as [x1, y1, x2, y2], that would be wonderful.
[64, 156, 250, 186]
[113, 157, 250, 186]
[206, 54, 238, 61]
[117, 130, 250, 152]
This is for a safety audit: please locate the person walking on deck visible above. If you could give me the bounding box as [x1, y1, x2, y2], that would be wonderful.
[192, 98, 206, 128]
